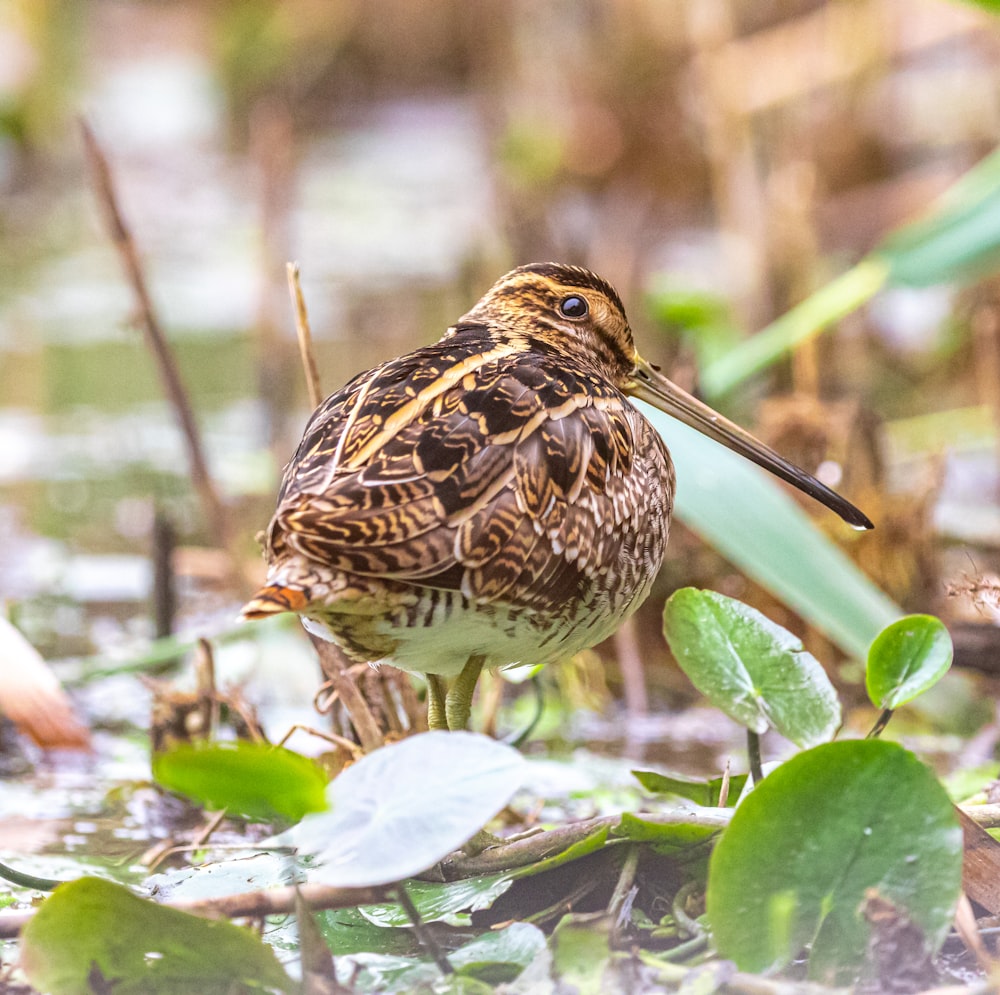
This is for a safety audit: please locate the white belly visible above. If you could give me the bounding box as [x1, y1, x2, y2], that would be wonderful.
[302, 586, 636, 679]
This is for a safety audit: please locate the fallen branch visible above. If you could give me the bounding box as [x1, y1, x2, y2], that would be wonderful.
[437, 808, 731, 879]
[0, 883, 386, 939]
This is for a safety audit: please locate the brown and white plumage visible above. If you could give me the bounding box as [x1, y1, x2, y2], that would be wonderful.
[244, 263, 871, 728]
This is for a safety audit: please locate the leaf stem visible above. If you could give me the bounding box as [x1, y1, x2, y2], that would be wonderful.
[747, 729, 764, 784]
[0, 860, 65, 892]
[393, 882, 453, 975]
[866, 708, 894, 739]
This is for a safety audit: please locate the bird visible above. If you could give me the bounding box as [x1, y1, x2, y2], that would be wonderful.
[243, 263, 872, 731]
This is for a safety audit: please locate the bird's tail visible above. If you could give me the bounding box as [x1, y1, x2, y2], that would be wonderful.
[241, 584, 309, 620]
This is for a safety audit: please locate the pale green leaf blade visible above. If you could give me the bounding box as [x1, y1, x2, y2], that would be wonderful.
[289, 731, 526, 887]
[700, 260, 888, 398]
[152, 741, 329, 823]
[876, 146, 1000, 287]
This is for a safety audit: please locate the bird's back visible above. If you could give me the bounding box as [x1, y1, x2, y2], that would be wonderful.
[254, 324, 674, 673]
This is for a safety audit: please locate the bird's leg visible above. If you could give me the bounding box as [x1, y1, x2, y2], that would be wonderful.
[426, 674, 448, 731]
[445, 655, 485, 731]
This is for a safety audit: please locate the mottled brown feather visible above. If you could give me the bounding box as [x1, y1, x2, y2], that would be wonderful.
[248, 263, 676, 675]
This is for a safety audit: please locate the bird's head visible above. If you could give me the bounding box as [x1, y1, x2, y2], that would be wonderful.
[459, 263, 640, 382]
[463, 262, 873, 531]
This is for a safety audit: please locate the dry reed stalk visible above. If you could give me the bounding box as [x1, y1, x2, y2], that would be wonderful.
[286, 262, 324, 410]
[80, 120, 249, 595]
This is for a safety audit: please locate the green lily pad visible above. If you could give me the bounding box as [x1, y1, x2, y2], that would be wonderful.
[662, 588, 841, 746]
[706, 739, 962, 983]
[866, 614, 954, 710]
[551, 913, 612, 995]
[20, 877, 293, 995]
[152, 740, 328, 823]
[451, 921, 546, 983]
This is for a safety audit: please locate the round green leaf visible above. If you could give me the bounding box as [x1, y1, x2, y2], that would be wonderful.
[152, 740, 329, 823]
[663, 588, 841, 746]
[706, 740, 962, 984]
[21, 877, 293, 995]
[289, 731, 526, 887]
[866, 614, 954, 710]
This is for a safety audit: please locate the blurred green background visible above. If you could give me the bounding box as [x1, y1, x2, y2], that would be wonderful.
[2, 0, 1000, 713]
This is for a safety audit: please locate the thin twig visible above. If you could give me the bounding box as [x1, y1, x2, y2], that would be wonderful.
[310, 636, 385, 753]
[80, 120, 248, 595]
[394, 883, 453, 975]
[287, 262, 324, 410]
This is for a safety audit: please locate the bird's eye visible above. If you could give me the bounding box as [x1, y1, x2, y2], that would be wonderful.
[559, 295, 589, 319]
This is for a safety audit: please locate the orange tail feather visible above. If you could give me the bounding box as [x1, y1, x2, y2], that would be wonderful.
[242, 584, 309, 620]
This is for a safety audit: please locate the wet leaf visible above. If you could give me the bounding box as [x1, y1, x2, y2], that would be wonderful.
[706, 740, 962, 983]
[316, 906, 420, 957]
[288, 731, 526, 887]
[632, 768, 748, 807]
[662, 588, 841, 746]
[866, 614, 954, 710]
[146, 853, 297, 902]
[20, 876, 293, 995]
[551, 914, 611, 994]
[641, 403, 902, 661]
[152, 740, 328, 823]
[359, 874, 514, 927]
[451, 921, 546, 982]
[613, 813, 718, 853]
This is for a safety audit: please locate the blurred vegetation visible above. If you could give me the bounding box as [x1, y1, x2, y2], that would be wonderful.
[4, 0, 1000, 989]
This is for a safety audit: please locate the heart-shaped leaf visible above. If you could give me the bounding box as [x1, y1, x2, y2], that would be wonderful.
[288, 731, 526, 887]
[663, 588, 841, 746]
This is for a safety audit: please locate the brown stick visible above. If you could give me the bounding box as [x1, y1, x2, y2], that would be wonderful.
[287, 262, 324, 410]
[310, 636, 385, 753]
[80, 120, 248, 595]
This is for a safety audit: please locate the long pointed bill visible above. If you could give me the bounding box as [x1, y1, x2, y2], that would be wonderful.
[626, 357, 874, 531]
